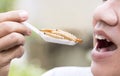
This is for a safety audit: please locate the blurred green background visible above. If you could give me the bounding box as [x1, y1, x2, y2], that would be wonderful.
[0, 0, 103, 76]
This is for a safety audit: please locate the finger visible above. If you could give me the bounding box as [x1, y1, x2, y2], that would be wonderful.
[0, 45, 24, 75]
[0, 21, 31, 37]
[0, 32, 25, 51]
[0, 10, 28, 22]
[6, 45, 24, 58]
[0, 45, 24, 60]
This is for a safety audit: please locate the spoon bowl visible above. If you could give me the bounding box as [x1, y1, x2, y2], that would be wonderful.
[23, 22, 82, 45]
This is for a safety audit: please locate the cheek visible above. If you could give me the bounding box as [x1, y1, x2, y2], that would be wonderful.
[109, 26, 120, 46]
[115, 7, 120, 26]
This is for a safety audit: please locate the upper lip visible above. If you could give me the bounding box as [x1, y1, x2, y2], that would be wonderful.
[94, 30, 112, 41]
[94, 30, 112, 42]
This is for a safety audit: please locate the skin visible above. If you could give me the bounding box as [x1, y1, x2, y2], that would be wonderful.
[0, 10, 31, 76]
[91, 0, 120, 76]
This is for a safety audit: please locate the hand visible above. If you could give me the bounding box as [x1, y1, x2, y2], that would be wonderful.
[0, 10, 31, 76]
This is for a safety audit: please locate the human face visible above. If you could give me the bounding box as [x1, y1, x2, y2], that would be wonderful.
[91, 0, 120, 76]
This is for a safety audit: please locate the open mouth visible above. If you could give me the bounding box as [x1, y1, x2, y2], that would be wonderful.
[96, 35, 117, 52]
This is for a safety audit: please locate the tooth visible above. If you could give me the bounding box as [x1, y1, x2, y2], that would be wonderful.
[107, 39, 110, 42]
[95, 35, 106, 40]
[95, 35, 111, 42]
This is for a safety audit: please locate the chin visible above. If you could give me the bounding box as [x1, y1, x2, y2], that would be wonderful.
[91, 61, 120, 76]
[0, 63, 10, 76]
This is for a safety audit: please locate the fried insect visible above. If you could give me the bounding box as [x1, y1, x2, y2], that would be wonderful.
[40, 29, 82, 44]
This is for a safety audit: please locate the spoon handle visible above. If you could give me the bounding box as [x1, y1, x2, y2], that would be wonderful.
[23, 22, 43, 35]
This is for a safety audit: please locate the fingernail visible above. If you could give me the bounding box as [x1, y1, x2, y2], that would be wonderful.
[19, 10, 28, 20]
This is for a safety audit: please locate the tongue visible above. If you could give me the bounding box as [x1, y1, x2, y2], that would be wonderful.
[98, 44, 117, 52]
[107, 44, 117, 51]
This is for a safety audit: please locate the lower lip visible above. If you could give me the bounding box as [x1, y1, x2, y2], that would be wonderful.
[91, 45, 115, 61]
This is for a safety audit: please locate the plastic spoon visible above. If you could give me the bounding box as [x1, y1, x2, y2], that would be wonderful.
[23, 22, 82, 45]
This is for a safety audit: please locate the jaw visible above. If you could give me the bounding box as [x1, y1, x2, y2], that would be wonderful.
[91, 46, 120, 76]
[91, 59, 120, 76]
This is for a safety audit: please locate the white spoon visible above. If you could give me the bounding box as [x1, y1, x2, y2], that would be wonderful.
[23, 22, 82, 45]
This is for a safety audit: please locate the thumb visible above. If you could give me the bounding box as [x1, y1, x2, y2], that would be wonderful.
[0, 10, 28, 22]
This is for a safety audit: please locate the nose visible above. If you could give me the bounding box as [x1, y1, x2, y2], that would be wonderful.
[93, 3, 118, 26]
